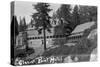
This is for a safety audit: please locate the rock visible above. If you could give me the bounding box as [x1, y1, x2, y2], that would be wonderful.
[64, 56, 73, 63]
[90, 48, 97, 61]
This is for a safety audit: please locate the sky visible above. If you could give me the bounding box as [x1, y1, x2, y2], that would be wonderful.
[15, 1, 62, 24]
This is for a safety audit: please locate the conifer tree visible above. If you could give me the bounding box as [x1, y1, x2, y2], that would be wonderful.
[32, 3, 52, 50]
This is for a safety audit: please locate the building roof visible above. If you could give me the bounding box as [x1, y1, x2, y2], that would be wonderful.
[72, 21, 95, 33]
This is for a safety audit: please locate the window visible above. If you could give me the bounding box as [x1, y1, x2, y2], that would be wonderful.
[47, 36, 49, 38]
[50, 36, 52, 38]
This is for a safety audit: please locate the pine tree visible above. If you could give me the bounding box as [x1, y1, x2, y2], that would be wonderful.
[19, 17, 29, 51]
[70, 5, 80, 31]
[11, 15, 19, 61]
[19, 17, 24, 32]
[23, 17, 27, 30]
[30, 19, 35, 27]
[32, 3, 52, 50]
[22, 17, 29, 51]
[79, 5, 97, 23]
[56, 4, 72, 23]
[54, 4, 75, 35]
[11, 15, 19, 44]
[56, 5, 80, 34]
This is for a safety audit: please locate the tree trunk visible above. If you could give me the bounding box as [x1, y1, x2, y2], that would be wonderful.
[43, 27, 46, 50]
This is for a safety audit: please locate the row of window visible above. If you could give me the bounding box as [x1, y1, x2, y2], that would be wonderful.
[27, 35, 82, 40]
[67, 35, 82, 40]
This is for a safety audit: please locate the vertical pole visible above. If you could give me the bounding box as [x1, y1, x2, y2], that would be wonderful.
[43, 24, 46, 50]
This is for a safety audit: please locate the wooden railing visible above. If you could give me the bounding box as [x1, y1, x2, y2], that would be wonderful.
[27, 31, 83, 40]
[16, 31, 84, 49]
